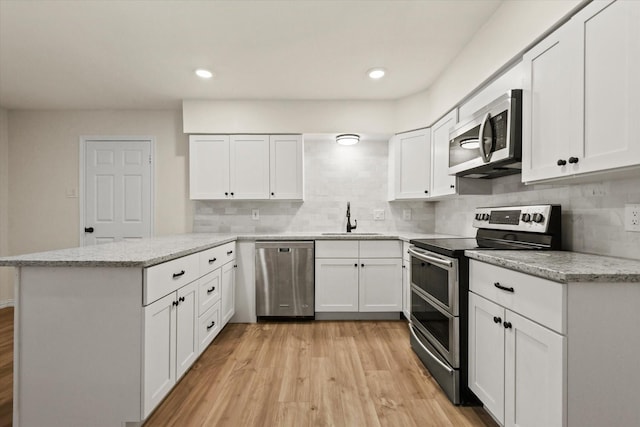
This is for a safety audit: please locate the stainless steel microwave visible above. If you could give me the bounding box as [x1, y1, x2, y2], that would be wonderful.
[448, 89, 522, 178]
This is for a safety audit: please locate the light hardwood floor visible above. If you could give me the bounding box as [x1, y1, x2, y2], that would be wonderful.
[0, 310, 497, 427]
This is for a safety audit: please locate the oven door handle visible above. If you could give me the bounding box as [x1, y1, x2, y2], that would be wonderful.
[408, 324, 454, 375]
[408, 248, 453, 268]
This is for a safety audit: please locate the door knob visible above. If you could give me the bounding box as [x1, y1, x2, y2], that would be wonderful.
[84, 227, 94, 233]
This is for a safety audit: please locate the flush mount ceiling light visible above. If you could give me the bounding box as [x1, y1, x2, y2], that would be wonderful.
[367, 68, 386, 79]
[195, 68, 214, 79]
[336, 134, 360, 146]
[459, 138, 480, 150]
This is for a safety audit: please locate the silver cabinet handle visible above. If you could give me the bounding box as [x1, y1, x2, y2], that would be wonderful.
[408, 248, 453, 268]
[409, 324, 453, 374]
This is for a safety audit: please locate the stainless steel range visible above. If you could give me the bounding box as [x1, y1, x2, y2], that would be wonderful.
[408, 204, 561, 405]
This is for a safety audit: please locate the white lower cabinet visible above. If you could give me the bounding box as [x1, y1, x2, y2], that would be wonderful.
[142, 243, 236, 419]
[143, 280, 198, 418]
[469, 260, 566, 427]
[315, 240, 402, 313]
[221, 261, 236, 325]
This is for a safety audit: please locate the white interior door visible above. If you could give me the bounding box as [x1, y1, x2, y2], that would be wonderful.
[83, 138, 153, 245]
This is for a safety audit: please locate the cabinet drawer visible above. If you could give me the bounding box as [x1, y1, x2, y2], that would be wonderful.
[315, 240, 359, 258]
[198, 269, 221, 316]
[360, 240, 402, 258]
[144, 253, 200, 305]
[198, 301, 221, 354]
[199, 241, 236, 275]
[469, 260, 566, 334]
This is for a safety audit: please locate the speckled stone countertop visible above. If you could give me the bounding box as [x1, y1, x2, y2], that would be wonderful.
[0, 232, 456, 268]
[465, 250, 640, 283]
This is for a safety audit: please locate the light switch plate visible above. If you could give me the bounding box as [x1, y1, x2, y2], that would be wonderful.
[252, 209, 260, 220]
[374, 209, 385, 220]
[403, 209, 412, 220]
[625, 204, 640, 232]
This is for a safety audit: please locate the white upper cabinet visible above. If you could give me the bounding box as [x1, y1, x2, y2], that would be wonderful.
[189, 135, 230, 199]
[430, 110, 458, 198]
[189, 134, 303, 200]
[389, 128, 431, 200]
[269, 134, 303, 200]
[230, 135, 270, 199]
[522, 0, 640, 184]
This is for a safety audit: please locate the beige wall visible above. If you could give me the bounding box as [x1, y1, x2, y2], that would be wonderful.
[7, 110, 192, 258]
[394, 0, 583, 131]
[0, 108, 11, 305]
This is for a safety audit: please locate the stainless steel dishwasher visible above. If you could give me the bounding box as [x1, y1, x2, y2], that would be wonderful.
[255, 241, 314, 319]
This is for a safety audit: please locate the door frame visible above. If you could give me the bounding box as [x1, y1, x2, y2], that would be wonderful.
[79, 136, 155, 246]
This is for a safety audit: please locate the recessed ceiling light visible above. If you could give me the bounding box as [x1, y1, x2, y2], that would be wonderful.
[195, 68, 214, 79]
[336, 134, 360, 146]
[367, 68, 386, 79]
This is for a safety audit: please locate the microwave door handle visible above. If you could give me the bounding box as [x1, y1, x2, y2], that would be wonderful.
[408, 248, 453, 268]
[478, 112, 492, 163]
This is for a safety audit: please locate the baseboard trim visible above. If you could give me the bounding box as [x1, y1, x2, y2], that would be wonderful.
[0, 299, 15, 309]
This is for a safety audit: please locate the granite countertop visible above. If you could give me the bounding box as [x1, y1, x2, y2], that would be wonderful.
[465, 250, 640, 283]
[0, 232, 457, 268]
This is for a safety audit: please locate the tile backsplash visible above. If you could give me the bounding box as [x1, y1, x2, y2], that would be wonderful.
[193, 138, 435, 233]
[435, 174, 640, 260]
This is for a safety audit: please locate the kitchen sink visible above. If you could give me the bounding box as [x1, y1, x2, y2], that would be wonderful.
[321, 232, 382, 235]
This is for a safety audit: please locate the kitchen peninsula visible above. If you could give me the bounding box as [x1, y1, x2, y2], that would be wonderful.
[0, 232, 445, 427]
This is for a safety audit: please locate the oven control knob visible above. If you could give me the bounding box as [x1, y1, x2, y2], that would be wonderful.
[475, 213, 481, 220]
[482, 213, 490, 221]
[521, 213, 531, 223]
[532, 213, 545, 223]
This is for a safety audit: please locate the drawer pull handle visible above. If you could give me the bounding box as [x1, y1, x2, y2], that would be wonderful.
[494, 282, 514, 292]
[227, 250, 233, 256]
[172, 300, 179, 307]
[493, 316, 502, 324]
[503, 322, 513, 329]
[208, 257, 217, 264]
[206, 321, 216, 330]
[207, 286, 216, 294]
[173, 270, 185, 279]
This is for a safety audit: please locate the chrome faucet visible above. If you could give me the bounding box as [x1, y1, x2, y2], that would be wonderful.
[346, 202, 357, 232]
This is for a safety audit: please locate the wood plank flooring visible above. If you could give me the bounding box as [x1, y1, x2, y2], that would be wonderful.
[0, 309, 497, 427]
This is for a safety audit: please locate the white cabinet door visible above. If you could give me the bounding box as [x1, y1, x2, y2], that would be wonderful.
[220, 261, 236, 325]
[393, 129, 431, 199]
[359, 258, 402, 312]
[573, 0, 640, 174]
[143, 292, 176, 418]
[175, 280, 199, 380]
[230, 135, 270, 199]
[402, 259, 410, 319]
[189, 135, 230, 199]
[522, 23, 581, 183]
[315, 258, 359, 312]
[468, 292, 505, 425]
[504, 310, 565, 427]
[430, 110, 458, 198]
[270, 134, 303, 200]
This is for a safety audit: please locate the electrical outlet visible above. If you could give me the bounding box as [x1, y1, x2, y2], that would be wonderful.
[624, 204, 640, 232]
[403, 209, 412, 220]
[252, 209, 260, 220]
[374, 209, 385, 220]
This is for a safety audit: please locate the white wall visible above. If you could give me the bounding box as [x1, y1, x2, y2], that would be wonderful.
[7, 110, 192, 257]
[183, 100, 396, 135]
[394, 0, 583, 131]
[0, 108, 11, 305]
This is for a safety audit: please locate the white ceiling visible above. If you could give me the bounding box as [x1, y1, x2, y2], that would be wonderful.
[0, 0, 503, 110]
